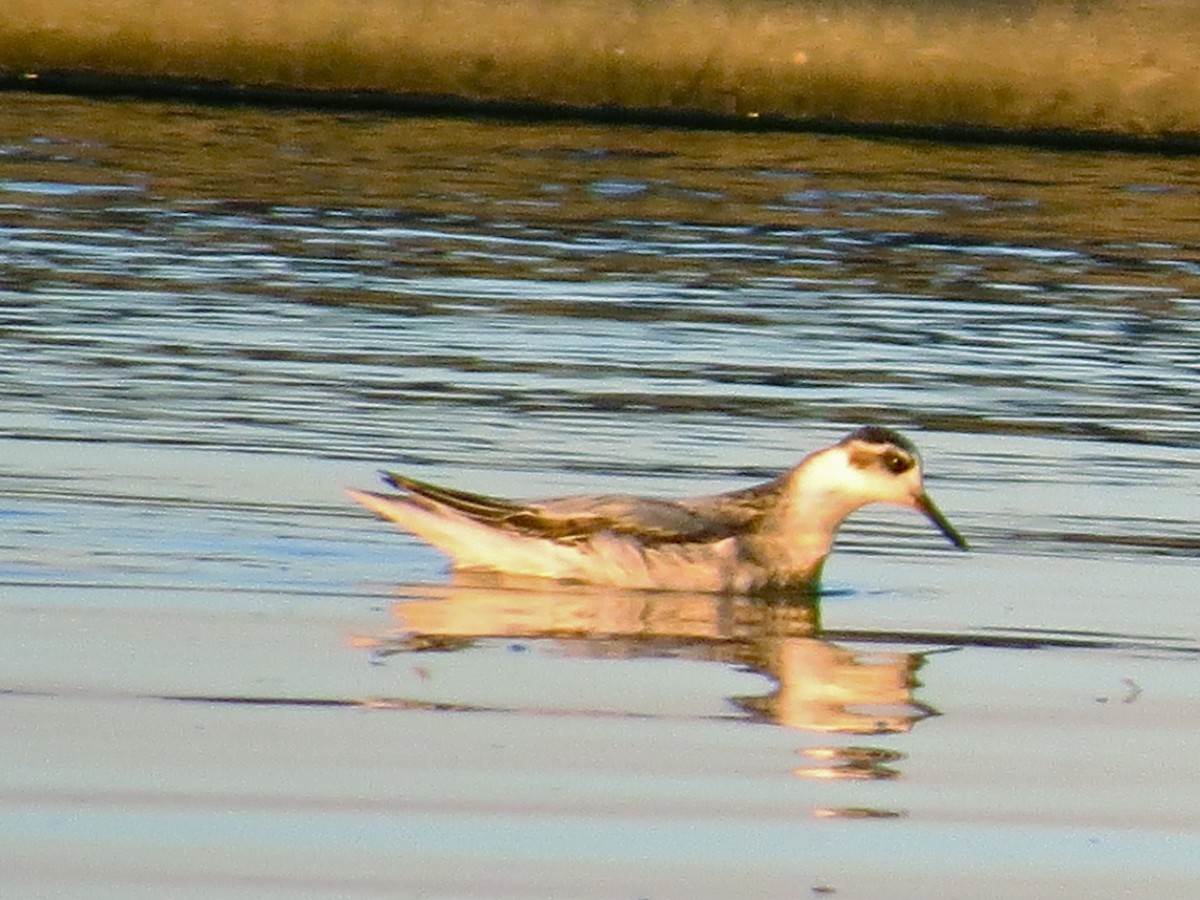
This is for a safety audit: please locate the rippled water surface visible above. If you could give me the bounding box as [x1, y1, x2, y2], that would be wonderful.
[2, 93, 1199, 898]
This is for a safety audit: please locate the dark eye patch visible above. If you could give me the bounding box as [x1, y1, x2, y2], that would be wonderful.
[881, 451, 913, 474]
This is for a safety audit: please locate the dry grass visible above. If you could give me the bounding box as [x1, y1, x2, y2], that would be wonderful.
[3, 0, 1198, 135]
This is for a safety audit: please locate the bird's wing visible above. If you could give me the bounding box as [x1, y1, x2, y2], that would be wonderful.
[381, 471, 781, 545]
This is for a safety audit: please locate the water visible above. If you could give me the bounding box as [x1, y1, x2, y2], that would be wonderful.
[1, 92, 1199, 898]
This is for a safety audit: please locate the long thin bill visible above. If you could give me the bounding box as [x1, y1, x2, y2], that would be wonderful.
[915, 492, 969, 550]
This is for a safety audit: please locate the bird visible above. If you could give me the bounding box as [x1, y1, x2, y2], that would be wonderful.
[346, 425, 968, 595]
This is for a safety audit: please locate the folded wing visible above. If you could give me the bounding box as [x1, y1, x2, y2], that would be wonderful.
[382, 471, 778, 546]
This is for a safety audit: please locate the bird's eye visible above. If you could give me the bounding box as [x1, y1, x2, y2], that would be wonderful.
[882, 451, 912, 474]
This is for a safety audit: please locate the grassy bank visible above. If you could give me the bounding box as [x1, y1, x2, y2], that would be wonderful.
[3, 0, 1198, 138]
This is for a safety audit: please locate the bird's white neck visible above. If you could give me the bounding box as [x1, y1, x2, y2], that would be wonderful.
[776, 449, 873, 559]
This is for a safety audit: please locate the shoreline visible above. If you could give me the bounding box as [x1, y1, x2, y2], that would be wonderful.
[7, 71, 1200, 155]
[5, 0, 1199, 152]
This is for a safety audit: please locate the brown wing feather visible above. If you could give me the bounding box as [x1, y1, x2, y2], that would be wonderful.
[380, 470, 785, 546]
[382, 472, 522, 521]
[382, 471, 622, 540]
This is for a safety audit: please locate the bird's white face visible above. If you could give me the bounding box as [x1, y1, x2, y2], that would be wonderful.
[803, 433, 968, 549]
[839, 436, 926, 505]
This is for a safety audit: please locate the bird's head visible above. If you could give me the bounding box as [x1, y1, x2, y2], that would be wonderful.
[798, 425, 968, 550]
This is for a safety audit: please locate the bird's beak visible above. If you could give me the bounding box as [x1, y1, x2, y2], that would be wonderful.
[914, 491, 969, 550]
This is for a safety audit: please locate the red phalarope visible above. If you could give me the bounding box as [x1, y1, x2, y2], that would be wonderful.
[346, 425, 968, 594]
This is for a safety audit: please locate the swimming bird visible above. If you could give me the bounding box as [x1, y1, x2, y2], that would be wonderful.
[346, 425, 967, 594]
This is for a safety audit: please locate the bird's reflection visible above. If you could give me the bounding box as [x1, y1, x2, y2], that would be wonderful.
[357, 574, 936, 736]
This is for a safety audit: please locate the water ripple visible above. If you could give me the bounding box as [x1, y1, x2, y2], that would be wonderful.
[1, 97, 1198, 558]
